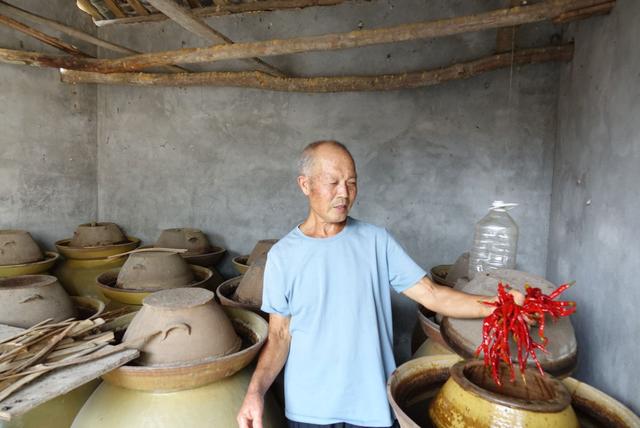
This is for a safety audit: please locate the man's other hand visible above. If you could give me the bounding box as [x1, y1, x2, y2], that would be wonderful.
[237, 391, 264, 428]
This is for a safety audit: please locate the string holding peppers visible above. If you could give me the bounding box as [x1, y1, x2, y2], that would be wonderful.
[474, 281, 577, 386]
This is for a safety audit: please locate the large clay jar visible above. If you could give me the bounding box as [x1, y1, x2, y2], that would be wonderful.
[72, 306, 285, 428]
[70, 367, 284, 428]
[0, 380, 100, 428]
[116, 251, 194, 291]
[155, 228, 211, 256]
[429, 360, 579, 428]
[0, 275, 77, 328]
[69, 222, 127, 248]
[54, 223, 140, 301]
[123, 288, 241, 366]
[0, 230, 44, 265]
[233, 253, 266, 307]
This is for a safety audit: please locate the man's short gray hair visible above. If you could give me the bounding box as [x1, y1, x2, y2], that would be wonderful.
[298, 140, 354, 176]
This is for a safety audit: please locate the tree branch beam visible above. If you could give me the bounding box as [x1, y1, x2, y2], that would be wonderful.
[0, 1, 185, 72]
[145, 0, 286, 76]
[59, 44, 574, 92]
[0, 14, 89, 56]
[71, 0, 614, 73]
[93, 0, 348, 27]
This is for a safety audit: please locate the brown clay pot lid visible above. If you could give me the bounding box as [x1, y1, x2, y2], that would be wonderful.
[154, 228, 213, 256]
[233, 253, 266, 307]
[116, 251, 195, 290]
[123, 288, 241, 366]
[441, 269, 578, 378]
[68, 222, 128, 248]
[216, 276, 267, 320]
[102, 307, 268, 392]
[247, 239, 277, 266]
[0, 230, 44, 266]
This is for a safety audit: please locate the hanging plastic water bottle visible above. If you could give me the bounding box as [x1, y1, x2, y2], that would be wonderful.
[468, 201, 519, 279]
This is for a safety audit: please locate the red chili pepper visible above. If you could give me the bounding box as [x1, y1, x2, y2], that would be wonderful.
[475, 281, 577, 386]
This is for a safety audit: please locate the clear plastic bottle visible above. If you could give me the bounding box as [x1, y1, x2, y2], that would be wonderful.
[468, 201, 519, 279]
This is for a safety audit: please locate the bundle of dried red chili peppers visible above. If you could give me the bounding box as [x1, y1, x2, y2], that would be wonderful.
[475, 282, 576, 386]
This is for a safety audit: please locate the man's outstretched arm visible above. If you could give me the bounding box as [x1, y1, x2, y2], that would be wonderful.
[237, 313, 291, 428]
[403, 276, 524, 318]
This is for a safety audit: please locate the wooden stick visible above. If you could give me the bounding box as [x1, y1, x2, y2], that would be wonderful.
[102, 0, 127, 18]
[552, 0, 615, 23]
[71, 0, 609, 73]
[106, 247, 187, 259]
[0, 319, 53, 346]
[93, 0, 347, 26]
[0, 14, 89, 56]
[145, 0, 285, 76]
[0, 372, 44, 402]
[0, 331, 159, 381]
[60, 44, 573, 91]
[0, 1, 185, 72]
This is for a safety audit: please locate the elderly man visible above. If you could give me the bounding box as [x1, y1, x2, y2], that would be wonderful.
[237, 141, 522, 428]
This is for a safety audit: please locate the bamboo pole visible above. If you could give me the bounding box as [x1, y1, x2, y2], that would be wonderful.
[59, 44, 573, 92]
[69, 0, 612, 73]
[145, 0, 285, 76]
[93, 0, 347, 26]
[0, 1, 185, 72]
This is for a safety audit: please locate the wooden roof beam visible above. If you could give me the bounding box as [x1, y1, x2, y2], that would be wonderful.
[70, 0, 615, 74]
[93, 0, 348, 27]
[145, 0, 286, 76]
[0, 14, 89, 56]
[0, 1, 185, 72]
[59, 44, 574, 91]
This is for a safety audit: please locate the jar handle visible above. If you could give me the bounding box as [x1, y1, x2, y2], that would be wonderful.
[19, 294, 43, 304]
[160, 322, 192, 341]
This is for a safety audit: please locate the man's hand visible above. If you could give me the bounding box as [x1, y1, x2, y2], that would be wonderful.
[237, 391, 264, 428]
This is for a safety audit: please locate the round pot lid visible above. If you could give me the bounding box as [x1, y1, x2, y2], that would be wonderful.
[440, 269, 578, 378]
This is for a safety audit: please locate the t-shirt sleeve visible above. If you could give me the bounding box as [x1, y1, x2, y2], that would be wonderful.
[385, 229, 427, 293]
[261, 251, 291, 317]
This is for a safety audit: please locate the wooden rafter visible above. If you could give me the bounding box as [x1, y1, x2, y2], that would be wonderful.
[58, 44, 573, 91]
[67, 0, 613, 74]
[93, 0, 347, 26]
[145, 0, 285, 76]
[102, 0, 127, 19]
[496, 0, 520, 53]
[0, 14, 89, 56]
[127, 0, 149, 16]
[0, 1, 185, 72]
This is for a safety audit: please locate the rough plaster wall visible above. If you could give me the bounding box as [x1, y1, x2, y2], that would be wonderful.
[96, 1, 560, 361]
[547, 0, 640, 413]
[0, 1, 98, 248]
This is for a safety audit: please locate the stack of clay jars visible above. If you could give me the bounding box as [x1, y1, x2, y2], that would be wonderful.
[387, 355, 640, 428]
[0, 230, 59, 278]
[96, 249, 214, 307]
[218, 239, 277, 319]
[71, 287, 284, 427]
[150, 228, 225, 289]
[53, 222, 140, 302]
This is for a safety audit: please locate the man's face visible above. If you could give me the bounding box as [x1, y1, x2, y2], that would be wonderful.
[299, 146, 357, 224]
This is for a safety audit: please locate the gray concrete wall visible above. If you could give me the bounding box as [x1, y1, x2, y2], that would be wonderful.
[0, 1, 98, 248]
[96, 1, 561, 361]
[547, 0, 640, 413]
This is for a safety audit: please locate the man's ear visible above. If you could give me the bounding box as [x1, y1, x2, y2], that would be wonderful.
[297, 175, 311, 196]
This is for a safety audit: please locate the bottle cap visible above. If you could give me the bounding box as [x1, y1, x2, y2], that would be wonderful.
[490, 201, 518, 211]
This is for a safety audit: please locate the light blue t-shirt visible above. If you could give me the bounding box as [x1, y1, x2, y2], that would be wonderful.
[261, 217, 426, 427]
